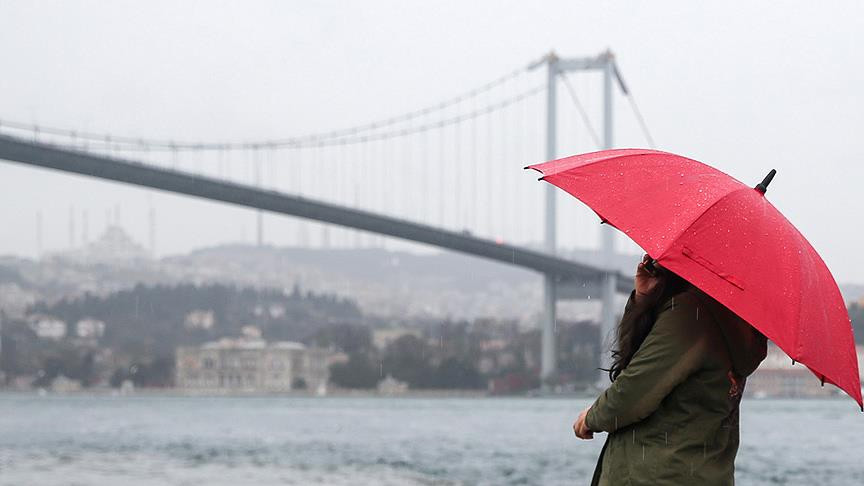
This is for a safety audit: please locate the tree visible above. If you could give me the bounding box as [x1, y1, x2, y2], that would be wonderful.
[381, 335, 434, 388]
[329, 354, 379, 389]
[431, 358, 483, 389]
[291, 377, 308, 390]
[308, 323, 372, 355]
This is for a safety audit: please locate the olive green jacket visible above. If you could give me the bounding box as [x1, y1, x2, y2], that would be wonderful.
[586, 287, 767, 486]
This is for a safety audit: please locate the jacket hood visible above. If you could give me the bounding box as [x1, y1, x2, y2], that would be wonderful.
[691, 287, 767, 376]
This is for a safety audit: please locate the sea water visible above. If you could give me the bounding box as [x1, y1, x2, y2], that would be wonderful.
[0, 394, 861, 485]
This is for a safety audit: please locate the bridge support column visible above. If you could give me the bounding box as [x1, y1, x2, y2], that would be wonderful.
[598, 272, 617, 383]
[597, 52, 619, 386]
[540, 274, 557, 387]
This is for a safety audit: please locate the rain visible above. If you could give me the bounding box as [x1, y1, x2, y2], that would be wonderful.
[0, 2, 863, 486]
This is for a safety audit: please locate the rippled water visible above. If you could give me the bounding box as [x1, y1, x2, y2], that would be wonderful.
[0, 394, 861, 485]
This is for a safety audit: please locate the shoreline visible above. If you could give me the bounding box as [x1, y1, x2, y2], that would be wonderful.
[0, 387, 852, 401]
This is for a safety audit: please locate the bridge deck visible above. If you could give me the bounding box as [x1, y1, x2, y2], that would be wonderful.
[0, 134, 630, 293]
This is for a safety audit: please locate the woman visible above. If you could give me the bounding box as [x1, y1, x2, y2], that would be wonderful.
[573, 254, 767, 485]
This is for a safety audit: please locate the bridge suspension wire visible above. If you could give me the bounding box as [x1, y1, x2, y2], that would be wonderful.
[453, 118, 460, 229]
[0, 84, 543, 155]
[470, 96, 478, 231]
[624, 90, 655, 148]
[560, 73, 602, 149]
[0, 58, 582, 253]
[0, 64, 531, 153]
[485, 87, 495, 239]
[612, 64, 656, 148]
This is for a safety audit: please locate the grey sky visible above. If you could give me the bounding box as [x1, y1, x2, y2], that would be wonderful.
[1, 1, 862, 282]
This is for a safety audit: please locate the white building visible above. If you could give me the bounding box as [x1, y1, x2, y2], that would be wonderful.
[175, 337, 330, 394]
[745, 341, 858, 398]
[184, 310, 215, 330]
[27, 315, 67, 340]
[52, 225, 150, 264]
[75, 318, 106, 338]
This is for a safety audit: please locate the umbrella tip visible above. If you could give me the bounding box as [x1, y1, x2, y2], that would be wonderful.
[755, 169, 777, 194]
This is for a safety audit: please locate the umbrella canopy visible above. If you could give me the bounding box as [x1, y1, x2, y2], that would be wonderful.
[527, 149, 862, 408]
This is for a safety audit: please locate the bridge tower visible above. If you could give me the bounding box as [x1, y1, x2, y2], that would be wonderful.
[532, 50, 625, 387]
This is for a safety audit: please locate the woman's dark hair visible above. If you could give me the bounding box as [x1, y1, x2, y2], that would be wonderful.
[604, 267, 691, 382]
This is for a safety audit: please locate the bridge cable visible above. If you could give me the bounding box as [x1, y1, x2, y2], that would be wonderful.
[0, 85, 543, 155]
[560, 73, 602, 149]
[0, 64, 530, 152]
[612, 63, 656, 148]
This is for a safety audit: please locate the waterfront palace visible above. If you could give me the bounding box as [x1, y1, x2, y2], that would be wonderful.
[175, 337, 331, 394]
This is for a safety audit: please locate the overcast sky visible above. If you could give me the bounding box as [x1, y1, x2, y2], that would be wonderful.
[1, 1, 862, 283]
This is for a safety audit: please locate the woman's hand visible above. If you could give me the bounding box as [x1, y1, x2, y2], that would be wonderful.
[635, 253, 663, 305]
[572, 405, 594, 440]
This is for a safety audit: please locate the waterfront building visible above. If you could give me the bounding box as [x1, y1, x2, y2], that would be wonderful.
[745, 341, 864, 398]
[26, 314, 67, 340]
[50, 375, 82, 393]
[377, 374, 408, 395]
[183, 310, 215, 330]
[175, 337, 330, 394]
[75, 318, 105, 338]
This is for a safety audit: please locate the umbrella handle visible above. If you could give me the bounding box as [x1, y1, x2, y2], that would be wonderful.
[643, 259, 659, 275]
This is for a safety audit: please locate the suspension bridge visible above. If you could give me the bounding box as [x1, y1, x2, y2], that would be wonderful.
[0, 49, 655, 386]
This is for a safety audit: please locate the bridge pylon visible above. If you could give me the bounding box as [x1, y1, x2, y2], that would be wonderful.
[531, 49, 628, 389]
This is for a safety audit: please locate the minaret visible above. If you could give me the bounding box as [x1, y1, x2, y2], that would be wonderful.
[148, 206, 156, 257]
[254, 148, 263, 247]
[69, 206, 76, 249]
[321, 225, 330, 249]
[298, 221, 308, 248]
[257, 212, 263, 247]
[82, 209, 89, 245]
[36, 211, 43, 258]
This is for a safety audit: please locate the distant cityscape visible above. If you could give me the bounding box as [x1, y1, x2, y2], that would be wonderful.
[1, 224, 862, 397]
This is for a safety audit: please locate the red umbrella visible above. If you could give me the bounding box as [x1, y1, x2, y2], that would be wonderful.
[527, 149, 862, 408]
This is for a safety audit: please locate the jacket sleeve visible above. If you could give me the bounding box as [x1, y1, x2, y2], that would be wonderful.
[585, 291, 707, 433]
